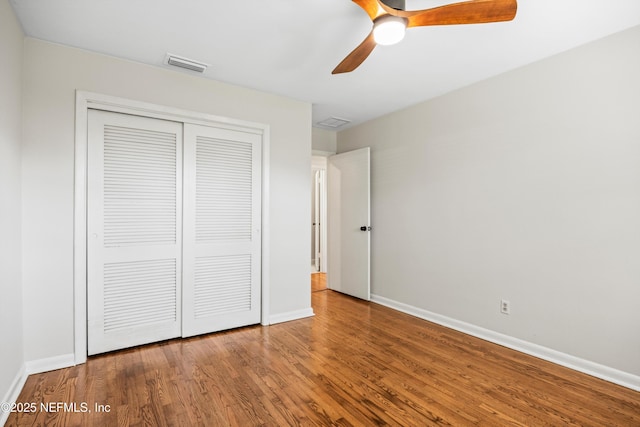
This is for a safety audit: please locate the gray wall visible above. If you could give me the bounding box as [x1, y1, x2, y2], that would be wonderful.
[0, 0, 25, 409]
[21, 38, 312, 363]
[338, 25, 640, 377]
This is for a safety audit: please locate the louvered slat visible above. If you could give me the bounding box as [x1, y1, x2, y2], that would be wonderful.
[104, 125, 177, 246]
[103, 259, 177, 332]
[194, 255, 252, 318]
[196, 137, 252, 242]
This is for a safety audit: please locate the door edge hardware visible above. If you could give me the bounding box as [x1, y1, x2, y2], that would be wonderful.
[360, 226, 371, 231]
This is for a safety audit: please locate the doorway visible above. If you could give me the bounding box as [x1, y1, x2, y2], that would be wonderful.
[311, 155, 328, 291]
[310, 149, 371, 298]
[326, 147, 371, 300]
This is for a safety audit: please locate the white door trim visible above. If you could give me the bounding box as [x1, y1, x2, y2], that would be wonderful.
[74, 90, 270, 365]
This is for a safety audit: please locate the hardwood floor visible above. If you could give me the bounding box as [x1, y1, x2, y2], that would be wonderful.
[7, 290, 639, 426]
[311, 272, 327, 293]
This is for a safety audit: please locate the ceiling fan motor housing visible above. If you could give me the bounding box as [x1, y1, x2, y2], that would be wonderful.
[381, 0, 405, 10]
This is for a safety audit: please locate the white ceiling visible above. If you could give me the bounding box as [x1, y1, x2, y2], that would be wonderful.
[9, 0, 640, 130]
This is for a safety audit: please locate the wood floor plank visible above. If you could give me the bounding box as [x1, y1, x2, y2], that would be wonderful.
[6, 287, 640, 426]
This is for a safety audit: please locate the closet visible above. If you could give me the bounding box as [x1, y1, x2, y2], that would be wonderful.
[86, 110, 261, 355]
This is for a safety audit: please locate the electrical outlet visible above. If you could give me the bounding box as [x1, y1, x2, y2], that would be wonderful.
[500, 299, 511, 315]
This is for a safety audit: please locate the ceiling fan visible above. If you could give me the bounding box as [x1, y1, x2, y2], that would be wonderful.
[332, 0, 518, 74]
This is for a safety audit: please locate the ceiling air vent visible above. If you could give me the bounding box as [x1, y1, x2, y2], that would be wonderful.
[165, 54, 208, 73]
[316, 117, 351, 129]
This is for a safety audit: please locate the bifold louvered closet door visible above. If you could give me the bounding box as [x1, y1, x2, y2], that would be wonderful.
[87, 110, 261, 355]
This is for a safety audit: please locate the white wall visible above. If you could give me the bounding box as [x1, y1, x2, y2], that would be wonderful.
[0, 0, 25, 412]
[21, 38, 312, 363]
[338, 25, 640, 379]
[312, 127, 337, 153]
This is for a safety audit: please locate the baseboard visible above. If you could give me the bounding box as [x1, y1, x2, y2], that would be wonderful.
[1, 363, 28, 427]
[268, 307, 315, 325]
[371, 294, 640, 392]
[25, 353, 75, 376]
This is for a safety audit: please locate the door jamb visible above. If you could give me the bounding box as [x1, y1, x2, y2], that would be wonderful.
[74, 90, 270, 365]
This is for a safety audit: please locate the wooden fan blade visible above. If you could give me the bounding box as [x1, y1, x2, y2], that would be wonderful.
[383, 0, 517, 27]
[332, 32, 377, 74]
[352, 0, 385, 20]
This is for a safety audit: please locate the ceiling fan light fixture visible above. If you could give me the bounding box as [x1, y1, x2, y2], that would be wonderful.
[373, 15, 408, 46]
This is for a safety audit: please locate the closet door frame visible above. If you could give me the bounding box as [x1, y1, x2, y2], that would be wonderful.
[74, 91, 271, 365]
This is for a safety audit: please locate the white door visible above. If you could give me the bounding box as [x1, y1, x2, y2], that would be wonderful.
[327, 147, 371, 300]
[182, 124, 262, 337]
[87, 110, 183, 355]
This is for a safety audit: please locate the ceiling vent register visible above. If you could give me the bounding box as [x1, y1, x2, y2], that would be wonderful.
[165, 54, 208, 73]
[316, 117, 351, 129]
